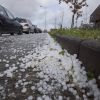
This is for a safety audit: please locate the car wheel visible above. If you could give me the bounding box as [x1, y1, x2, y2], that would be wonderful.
[0, 26, 2, 36]
[18, 27, 23, 35]
[10, 33, 14, 35]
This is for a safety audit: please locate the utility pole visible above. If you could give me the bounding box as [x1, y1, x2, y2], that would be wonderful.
[45, 8, 47, 30]
[54, 14, 57, 29]
[40, 6, 47, 31]
[86, 1, 87, 24]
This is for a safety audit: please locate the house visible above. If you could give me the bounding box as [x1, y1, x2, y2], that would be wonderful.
[50, 29, 57, 32]
[90, 5, 100, 29]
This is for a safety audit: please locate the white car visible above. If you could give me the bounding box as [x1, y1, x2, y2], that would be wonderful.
[18, 18, 34, 34]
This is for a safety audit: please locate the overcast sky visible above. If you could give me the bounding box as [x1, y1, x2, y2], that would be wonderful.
[0, 0, 100, 31]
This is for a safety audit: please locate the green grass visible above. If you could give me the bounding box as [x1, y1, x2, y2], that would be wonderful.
[49, 28, 100, 41]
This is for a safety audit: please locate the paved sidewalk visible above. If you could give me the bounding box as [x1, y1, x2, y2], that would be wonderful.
[0, 33, 99, 100]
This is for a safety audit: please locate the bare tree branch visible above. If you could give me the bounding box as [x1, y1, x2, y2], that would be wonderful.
[58, 0, 88, 28]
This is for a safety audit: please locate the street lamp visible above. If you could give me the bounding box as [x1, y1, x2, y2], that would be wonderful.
[40, 6, 47, 31]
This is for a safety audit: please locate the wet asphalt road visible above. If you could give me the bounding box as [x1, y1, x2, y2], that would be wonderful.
[0, 33, 48, 100]
[0, 33, 46, 72]
[0, 33, 80, 100]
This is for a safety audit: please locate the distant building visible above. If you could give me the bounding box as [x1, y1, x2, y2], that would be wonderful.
[50, 29, 57, 32]
[90, 5, 100, 29]
[43, 29, 47, 33]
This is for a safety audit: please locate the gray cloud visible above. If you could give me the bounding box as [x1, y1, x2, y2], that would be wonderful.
[0, 0, 100, 31]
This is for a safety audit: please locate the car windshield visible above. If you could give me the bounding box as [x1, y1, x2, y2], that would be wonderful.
[19, 19, 27, 23]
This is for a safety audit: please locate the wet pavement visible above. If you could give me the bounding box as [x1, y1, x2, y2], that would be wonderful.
[0, 33, 96, 100]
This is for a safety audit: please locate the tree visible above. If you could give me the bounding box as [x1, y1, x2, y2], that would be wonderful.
[58, 0, 88, 28]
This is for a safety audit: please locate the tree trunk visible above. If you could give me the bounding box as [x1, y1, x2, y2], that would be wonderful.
[71, 14, 74, 28]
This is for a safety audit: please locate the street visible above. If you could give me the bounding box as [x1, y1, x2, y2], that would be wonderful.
[0, 33, 99, 100]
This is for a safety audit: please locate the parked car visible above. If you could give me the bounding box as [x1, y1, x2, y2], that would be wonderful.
[0, 5, 23, 36]
[32, 25, 37, 33]
[17, 18, 34, 34]
[37, 28, 42, 33]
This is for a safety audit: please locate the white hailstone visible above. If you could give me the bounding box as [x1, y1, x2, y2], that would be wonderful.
[42, 95, 46, 99]
[18, 80, 22, 84]
[28, 96, 33, 100]
[10, 57, 13, 59]
[92, 78, 96, 84]
[82, 90, 85, 93]
[61, 82, 66, 86]
[82, 66, 85, 70]
[67, 84, 70, 87]
[73, 90, 77, 95]
[28, 81, 32, 84]
[76, 95, 79, 99]
[82, 71, 86, 75]
[2, 96, 6, 99]
[5, 64, 9, 67]
[63, 85, 67, 90]
[16, 70, 18, 72]
[31, 86, 35, 90]
[3, 59, 6, 62]
[77, 76, 80, 81]
[79, 83, 82, 88]
[70, 84, 75, 87]
[58, 96, 63, 100]
[67, 97, 70, 100]
[15, 84, 19, 88]
[23, 79, 26, 81]
[38, 87, 43, 92]
[92, 84, 97, 91]
[17, 62, 20, 65]
[73, 78, 77, 83]
[88, 80, 93, 86]
[21, 83, 24, 85]
[37, 97, 43, 100]
[5, 80, 8, 83]
[12, 64, 15, 67]
[21, 88, 27, 93]
[7, 72, 13, 78]
[18, 76, 21, 78]
[98, 76, 100, 80]
[78, 61, 82, 65]
[0, 86, 3, 90]
[20, 69, 25, 72]
[6, 61, 9, 63]
[74, 54, 77, 58]
[87, 92, 90, 96]
[84, 98, 88, 100]
[94, 98, 98, 100]
[69, 88, 74, 92]
[18, 58, 22, 61]
[69, 71, 72, 75]
[23, 82, 28, 86]
[44, 96, 52, 100]
[0, 73, 3, 77]
[83, 94, 86, 98]
[44, 86, 47, 90]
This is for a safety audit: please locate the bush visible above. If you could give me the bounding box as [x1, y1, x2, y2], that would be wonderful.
[49, 28, 100, 41]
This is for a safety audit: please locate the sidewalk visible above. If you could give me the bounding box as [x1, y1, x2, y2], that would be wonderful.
[0, 33, 100, 100]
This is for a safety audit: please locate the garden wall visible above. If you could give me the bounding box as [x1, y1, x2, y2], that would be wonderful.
[55, 34, 100, 88]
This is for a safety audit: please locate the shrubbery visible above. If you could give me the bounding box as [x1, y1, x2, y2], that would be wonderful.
[49, 28, 100, 41]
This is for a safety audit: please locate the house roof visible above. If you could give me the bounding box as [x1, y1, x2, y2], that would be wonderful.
[90, 5, 100, 22]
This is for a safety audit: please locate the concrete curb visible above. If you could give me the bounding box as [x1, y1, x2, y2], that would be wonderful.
[55, 34, 100, 88]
